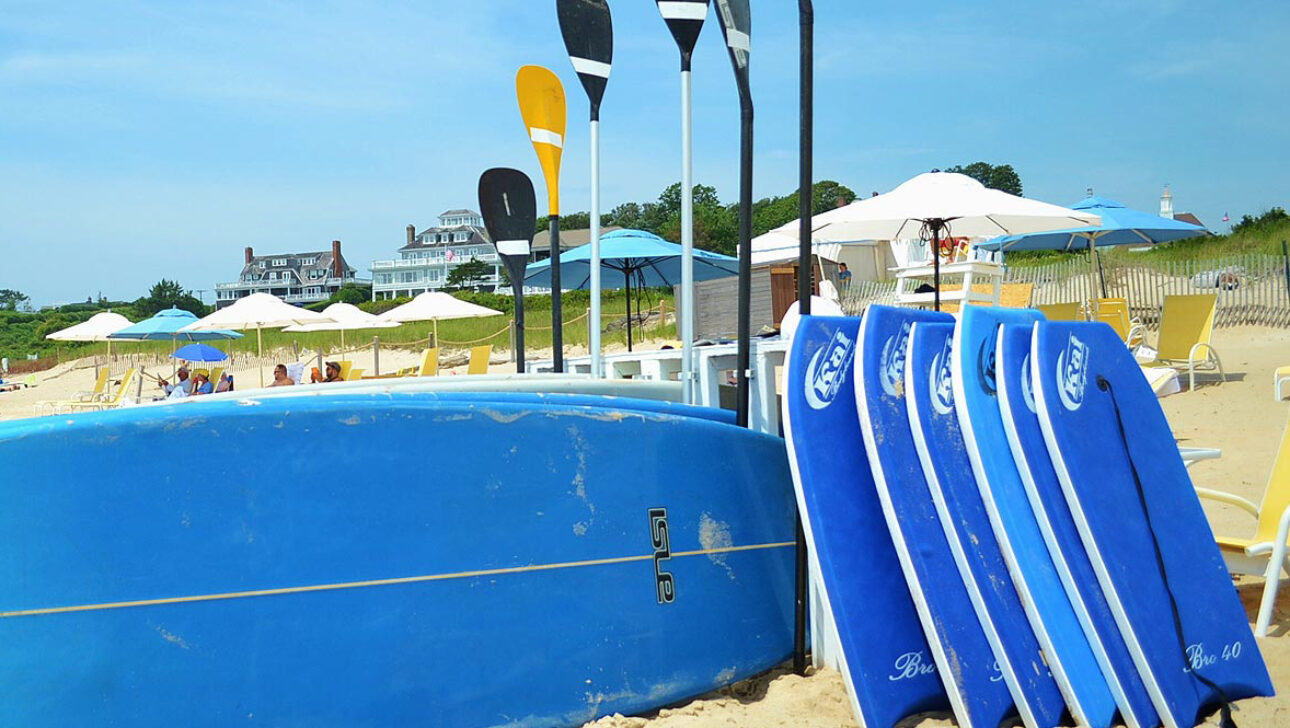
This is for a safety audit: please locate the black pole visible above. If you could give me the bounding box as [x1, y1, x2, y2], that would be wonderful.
[550, 215, 563, 372]
[1096, 246, 1108, 299]
[932, 221, 942, 312]
[1281, 240, 1289, 305]
[793, 0, 813, 678]
[734, 81, 753, 428]
[624, 269, 633, 352]
[513, 287, 526, 373]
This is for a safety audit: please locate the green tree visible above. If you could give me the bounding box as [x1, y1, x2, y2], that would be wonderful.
[445, 259, 491, 290]
[606, 202, 643, 229]
[1232, 207, 1289, 235]
[751, 180, 858, 236]
[327, 283, 372, 305]
[536, 211, 593, 234]
[0, 289, 29, 311]
[135, 279, 207, 317]
[945, 162, 1023, 197]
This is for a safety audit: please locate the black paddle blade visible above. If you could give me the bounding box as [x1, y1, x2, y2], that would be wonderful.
[478, 168, 537, 283]
[713, 0, 751, 75]
[655, 0, 707, 65]
[557, 0, 612, 118]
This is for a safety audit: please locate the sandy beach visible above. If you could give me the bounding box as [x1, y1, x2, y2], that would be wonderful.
[2, 328, 1287, 726]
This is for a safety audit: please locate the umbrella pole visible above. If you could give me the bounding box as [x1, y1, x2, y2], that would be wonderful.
[932, 222, 942, 312]
[257, 326, 265, 388]
[624, 269, 633, 352]
[433, 319, 439, 349]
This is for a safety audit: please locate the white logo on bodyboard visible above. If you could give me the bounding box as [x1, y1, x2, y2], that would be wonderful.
[888, 651, 937, 681]
[804, 328, 856, 410]
[1056, 334, 1090, 411]
[930, 335, 954, 415]
[878, 321, 912, 397]
[1021, 352, 1036, 413]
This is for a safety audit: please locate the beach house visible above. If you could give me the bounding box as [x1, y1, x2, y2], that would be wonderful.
[371, 210, 504, 300]
[214, 240, 368, 309]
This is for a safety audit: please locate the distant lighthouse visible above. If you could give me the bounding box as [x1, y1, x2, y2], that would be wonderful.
[1159, 185, 1174, 219]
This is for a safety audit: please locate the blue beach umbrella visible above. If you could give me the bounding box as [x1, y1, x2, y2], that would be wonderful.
[170, 343, 229, 363]
[107, 308, 243, 342]
[524, 229, 738, 350]
[978, 196, 1207, 296]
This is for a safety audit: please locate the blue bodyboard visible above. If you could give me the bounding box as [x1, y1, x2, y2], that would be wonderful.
[995, 323, 1159, 728]
[0, 392, 796, 726]
[783, 315, 948, 727]
[952, 307, 1116, 728]
[854, 305, 1015, 728]
[904, 321, 1066, 728]
[1032, 322, 1274, 727]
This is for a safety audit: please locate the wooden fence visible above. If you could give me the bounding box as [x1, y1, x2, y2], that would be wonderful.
[838, 253, 1290, 329]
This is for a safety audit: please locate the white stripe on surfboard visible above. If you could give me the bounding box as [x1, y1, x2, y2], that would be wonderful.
[0, 541, 794, 619]
[904, 321, 1038, 728]
[853, 314, 973, 728]
[1030, 326, 1179, 728]
[657, 1, 707, 21]
[570, 56, 611, 79]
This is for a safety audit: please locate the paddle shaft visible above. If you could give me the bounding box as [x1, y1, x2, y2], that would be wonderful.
[680, 68, 695, 403]
[550, 216, 563, 372]
[734, 78, 753, 428]
[793, 0, 813, 677]
[589, 119, 602, 378]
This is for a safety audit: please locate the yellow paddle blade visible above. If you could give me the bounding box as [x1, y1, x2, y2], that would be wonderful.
[516, 65, 566, 215]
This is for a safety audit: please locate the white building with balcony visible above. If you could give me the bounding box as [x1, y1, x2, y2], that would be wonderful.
[371, 210, 503, 300]
[215, 240, 368, 308]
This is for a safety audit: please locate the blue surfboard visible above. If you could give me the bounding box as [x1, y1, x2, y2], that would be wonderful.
[0, 392, 796, 726]
[952, 307, 1117, 728]
[904, 321, 1067, 728]
[1032, 322, 1274, 728]
[995, 323, 1160, 728]
[783, 315, 948, 727]
[854, 305, 1015, 728]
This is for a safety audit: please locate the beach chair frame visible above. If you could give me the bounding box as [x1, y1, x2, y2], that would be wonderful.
[1147, 293, 1225, 391]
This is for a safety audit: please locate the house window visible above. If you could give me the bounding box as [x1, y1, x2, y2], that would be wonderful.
[454, 232, 469, 242]
[428, 270, 440, 282]
[272, 258, 287, 266]
[376, 274, 392, 285]
[302, 257, 317, 265]
[268, 272, 279, 281]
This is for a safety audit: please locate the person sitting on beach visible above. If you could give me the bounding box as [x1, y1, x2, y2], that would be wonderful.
[190, 372, 215, 396]
[158, 367, 192, 397]
[268, 364, 295, 387]
[323, 361, 344, 383]
[215, 372, 233, 393]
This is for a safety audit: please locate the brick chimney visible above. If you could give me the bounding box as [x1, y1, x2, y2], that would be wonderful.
[331, 240, 343, 278]
[406, 224, 416, 246]
[244, 246, 254, 264]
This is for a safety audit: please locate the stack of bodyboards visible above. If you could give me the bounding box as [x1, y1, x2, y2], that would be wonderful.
[784, 304, 1274, 728]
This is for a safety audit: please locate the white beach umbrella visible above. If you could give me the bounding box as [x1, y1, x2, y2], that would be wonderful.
[776, 172, 1101, 309]
[379, 292, 504, 347]
[283, 302, 399, 350]
[45, 311, 134, 342]
[46, 311, 135, 358]
[181, 293, 334, 386]
[746, 229, 872, 267]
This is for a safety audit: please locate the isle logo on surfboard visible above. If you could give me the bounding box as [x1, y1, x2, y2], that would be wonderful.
[805, 328, 856, 410]
[879, 321, 912, 397]
[1056, 333, 1090, 411]
[930, 335, 955, 415]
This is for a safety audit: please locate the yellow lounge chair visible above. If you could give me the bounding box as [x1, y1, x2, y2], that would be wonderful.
[1143, 293, 1224, 390]
[36, 368, 109, 414]
[468, 345, 491, 375]
[347, 367, 365, 381]
[418, 348, 440, 377]
[1275, 365, 1290, 402]
[59, 369, 137, 412]
[1037, 302, 1083, 321]
[336, 360, 354, 381]
[1195, 413, 1290, 636]
[1094, 298, 1144, 347]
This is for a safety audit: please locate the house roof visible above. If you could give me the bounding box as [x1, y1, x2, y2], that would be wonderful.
[401, 225, 492, 252]
[1173, 212, 1206, 229]
[554, 226, 624, 250]
[440, 208, 480, 218]
[239, 250, 358, 282]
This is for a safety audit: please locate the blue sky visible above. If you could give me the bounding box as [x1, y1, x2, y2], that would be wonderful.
[2, 1, 1288, 307]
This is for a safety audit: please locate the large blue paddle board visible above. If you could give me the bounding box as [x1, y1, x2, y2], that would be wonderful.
[783, 315, 948, 727]
[995, 323, 1159, 728]
[0, 392, 796, 726]
[952, 307, 1117, 728]
[904, 321, 1067, 728]
[854, 305, 1015, 728]
[1032, 322, 1274, 728]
